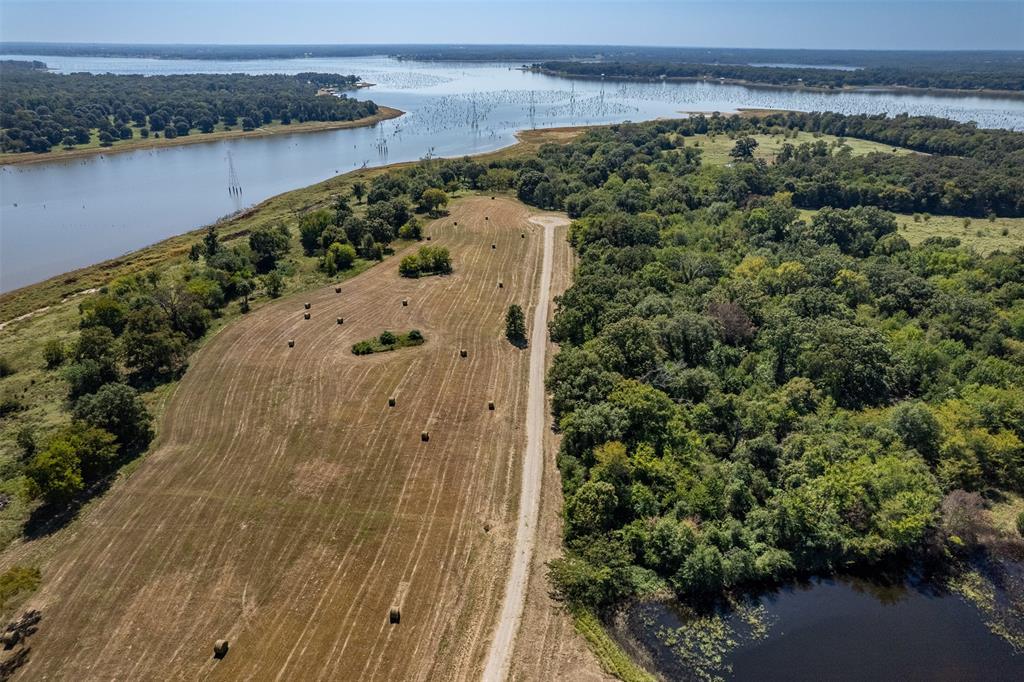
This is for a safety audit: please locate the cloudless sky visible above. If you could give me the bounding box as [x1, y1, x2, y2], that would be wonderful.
[1, 1, 1022, 50]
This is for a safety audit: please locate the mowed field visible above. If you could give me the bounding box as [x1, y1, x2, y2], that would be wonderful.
[13, 196, 570, 680]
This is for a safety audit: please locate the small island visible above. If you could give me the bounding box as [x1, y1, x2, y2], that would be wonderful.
[351, 329, 425, 355]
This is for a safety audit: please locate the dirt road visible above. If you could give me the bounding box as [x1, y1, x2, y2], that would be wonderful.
[481, 215, 565, 681]
[10, 196, 570, 681]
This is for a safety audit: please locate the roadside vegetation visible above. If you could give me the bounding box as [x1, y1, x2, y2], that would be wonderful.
[0, 61, 379, 155]
[351, 329, 425, 355]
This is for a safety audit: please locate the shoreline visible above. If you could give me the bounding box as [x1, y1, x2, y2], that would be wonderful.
[0, 125, 581, 322]
[0, 106, 404, 167]
[529, 67, 1024, 100]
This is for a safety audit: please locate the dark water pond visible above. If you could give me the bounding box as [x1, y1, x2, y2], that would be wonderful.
[3, 54, 1024, 291]
[619, 575, 1024, 681]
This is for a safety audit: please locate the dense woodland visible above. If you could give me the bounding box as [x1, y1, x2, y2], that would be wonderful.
[477, 117, 1024, 609]
[538, 59, 1024, 92]
[0, 62, 377, 153]
[3, 110, 1023, 612]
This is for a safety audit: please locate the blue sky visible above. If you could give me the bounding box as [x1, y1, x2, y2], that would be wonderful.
[1, 1, 1022, 50]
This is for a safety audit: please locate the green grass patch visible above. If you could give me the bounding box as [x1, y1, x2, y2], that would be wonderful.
[351, 330, 425, 356]
[0, 565, 41, 617]
[690, 130, 913, 166]
[796, 209, 1024, 255]
[572, 607, 656, 682]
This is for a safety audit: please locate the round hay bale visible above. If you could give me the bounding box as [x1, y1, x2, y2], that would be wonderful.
[389, 607, 401, 624]
[484, 522, 492, 532]
[453, 221, 458, 226]
[491, 244, 496, 250]
[304, 302, 311, 310]
[337, 317, 344, 325]
[213, 639, 229, 659]
[388, 397, 396, 407]
[335, 286, 341, 294]
[491, 196, 495, 200]
[304, 312, 311, 320]
[521, 233, 525, 239]
[488, 401, 495, 410]
[460, 349, 468, 358]
[421, 431, 429, 442]
[287, 339, 295, 348]
[426, 235, 432, 241]
[497, 281, 503, 288]
[485, 216, 489, 221]
[402, 299, 408, 307]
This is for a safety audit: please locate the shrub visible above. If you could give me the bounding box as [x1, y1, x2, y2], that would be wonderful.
[0, 395, 23, 418]
[352, 340, 374, 355]
[0, 566, 41, 612]
[408, 329, 423, 342]
[398, 218, 422, 240]
[42, 339, 66, 369]
[1017, 511, 1024, 538]
[399, 254, 421, 278]
[323, 242, 357, 275]
[379, 330, 397, 346]
[0, 357, 13, 378]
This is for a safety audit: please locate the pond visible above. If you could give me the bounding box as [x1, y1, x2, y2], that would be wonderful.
[616, 575, 1024, 681]
[2, 54, 1024, 292]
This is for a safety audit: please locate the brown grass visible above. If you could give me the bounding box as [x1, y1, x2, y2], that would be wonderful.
[4, 197, 573, 681]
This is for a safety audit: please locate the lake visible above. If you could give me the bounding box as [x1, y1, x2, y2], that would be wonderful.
[617, 575, 1024, 681]
[2, 54, 1024, 292]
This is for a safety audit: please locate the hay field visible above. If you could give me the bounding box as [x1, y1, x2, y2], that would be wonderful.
[12, 196, 570, 680]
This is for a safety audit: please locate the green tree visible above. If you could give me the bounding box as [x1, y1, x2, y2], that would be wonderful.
[351, 181, 366, 204]
[419, 188, 449, 216]
[505, 304, 527, 346]
[323, 242, 357, 276]
[72, 383, 153, 450]
[202, 226, 220, 258]
[25, 440, 83, 505]
[730, 136, 758, 160]
[262, 270, 285, 298]
[248, 223, 291, 273]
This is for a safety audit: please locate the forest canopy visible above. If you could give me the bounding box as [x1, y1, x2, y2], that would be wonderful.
[489, 115, 1024, 609]
[536, 59, 1024, 92]
[0, 62, 378, 153]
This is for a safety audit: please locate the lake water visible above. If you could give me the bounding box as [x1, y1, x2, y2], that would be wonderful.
[2, 54, 1024, 291]
[619, 575, 1024, 681]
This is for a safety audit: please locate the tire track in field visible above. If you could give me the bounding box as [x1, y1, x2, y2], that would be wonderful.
[12, 197, 568, 681]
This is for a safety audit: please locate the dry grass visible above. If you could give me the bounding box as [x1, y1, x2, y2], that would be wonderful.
[2, 197, 573, 680]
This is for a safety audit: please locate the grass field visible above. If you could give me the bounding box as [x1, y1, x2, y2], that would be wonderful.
[3, 197, 573, 680]
[689, 130, 914, 166]
[798, 209, 1024, 254]
[0, 107, 404, 166]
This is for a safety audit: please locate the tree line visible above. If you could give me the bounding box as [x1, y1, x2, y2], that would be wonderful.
[495, 118, 1024, 610]
[536, 60, 1024, 92]
[0, 62, 377, 154]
